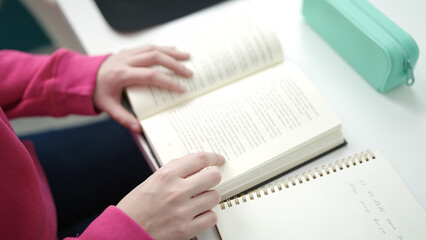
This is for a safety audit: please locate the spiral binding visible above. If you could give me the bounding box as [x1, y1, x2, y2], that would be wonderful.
[220, 149, 376, 210]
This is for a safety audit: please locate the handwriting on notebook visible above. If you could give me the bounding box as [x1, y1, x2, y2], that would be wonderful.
[347, 180, 404, 240]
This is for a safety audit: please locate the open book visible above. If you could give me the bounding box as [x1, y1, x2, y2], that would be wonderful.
[126, 16, 345, 199]
[213, 150, 426, 239]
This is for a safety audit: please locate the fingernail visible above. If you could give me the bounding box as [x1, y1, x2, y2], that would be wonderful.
[184, 68, 193, 77]
[178, 85, 187, 92]
[182, 52, 190, 58]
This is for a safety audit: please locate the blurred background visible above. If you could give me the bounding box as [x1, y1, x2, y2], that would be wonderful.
[0, 0, 107, 136]
[0, 0, 51, 52]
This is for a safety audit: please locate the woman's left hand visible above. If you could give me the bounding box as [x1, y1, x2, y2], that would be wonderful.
[94, 45, 193, 132]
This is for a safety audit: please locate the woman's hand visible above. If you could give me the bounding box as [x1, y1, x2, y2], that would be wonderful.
[117, 152, 225, 240]
[94, 45, 193, 132]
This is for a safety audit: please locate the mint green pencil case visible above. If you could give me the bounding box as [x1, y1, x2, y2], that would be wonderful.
[303, 0, 419, 93]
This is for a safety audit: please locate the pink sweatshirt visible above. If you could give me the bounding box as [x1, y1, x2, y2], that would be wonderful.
[0, 49, 153, 240]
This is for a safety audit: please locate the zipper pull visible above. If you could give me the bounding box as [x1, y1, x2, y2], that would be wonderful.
[404, 58, 415, 86]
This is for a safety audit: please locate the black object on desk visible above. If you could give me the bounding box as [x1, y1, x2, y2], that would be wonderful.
[94, 0, 227, 32]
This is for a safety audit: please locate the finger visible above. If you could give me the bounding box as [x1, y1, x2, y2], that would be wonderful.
[123, 68, 186, 92]
[129, 45, 175, 55]
[186, 168, 222, 196]
[190, 210, 218, 235]
[168, 152, 225, 178]
[129, 51, 193, 77]
[190, 190, 221, 217]
[130, 45, 190, 61]
[102, 98, 142, 132]
[156, 47, 191, 61]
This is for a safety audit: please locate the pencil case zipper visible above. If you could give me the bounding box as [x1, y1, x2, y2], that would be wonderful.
[303, 0, 420, 93]
[348, 0, 415, 86]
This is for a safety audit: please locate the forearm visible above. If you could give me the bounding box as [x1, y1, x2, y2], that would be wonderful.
[64, 206, 153, 240]
[0, 49, 108, 119]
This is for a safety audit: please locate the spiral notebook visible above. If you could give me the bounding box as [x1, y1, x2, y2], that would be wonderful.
[214, 150, 426, 239]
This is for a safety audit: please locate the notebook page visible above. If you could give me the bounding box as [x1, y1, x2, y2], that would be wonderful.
[214, 151, 426, 239]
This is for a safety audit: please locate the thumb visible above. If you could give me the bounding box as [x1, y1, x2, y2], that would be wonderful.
[103, 99, 142, 133]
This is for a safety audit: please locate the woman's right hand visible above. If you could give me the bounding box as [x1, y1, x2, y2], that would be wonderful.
[117, 152, 225, 240]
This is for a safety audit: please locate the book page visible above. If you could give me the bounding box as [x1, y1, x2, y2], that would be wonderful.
[214, 151, 426, 239]
[126, 16, 283, 119]
[141, 62, 341, 182]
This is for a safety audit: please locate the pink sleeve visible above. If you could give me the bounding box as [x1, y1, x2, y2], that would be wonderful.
[65, 206, 154, 240]
[0, 49, 108, 119]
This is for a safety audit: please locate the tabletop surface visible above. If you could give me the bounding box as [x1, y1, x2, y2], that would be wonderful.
[57, 0, 426, 238]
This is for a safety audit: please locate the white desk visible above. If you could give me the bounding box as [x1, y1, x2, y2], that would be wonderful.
[57, 0, 426, 238]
